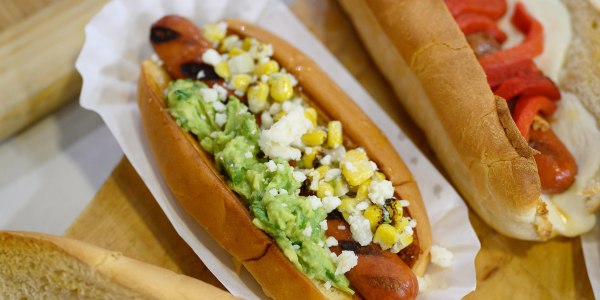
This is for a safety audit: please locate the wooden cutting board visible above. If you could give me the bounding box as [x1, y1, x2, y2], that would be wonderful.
[4, 0, 594, 299]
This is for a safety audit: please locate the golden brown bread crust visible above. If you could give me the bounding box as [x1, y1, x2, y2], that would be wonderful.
[0, 231, 239, 299]
[339, 0, 552, 240]
[138, 19, 432, 298]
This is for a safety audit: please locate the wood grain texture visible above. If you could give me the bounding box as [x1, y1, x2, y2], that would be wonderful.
[0, 0, 107, 141]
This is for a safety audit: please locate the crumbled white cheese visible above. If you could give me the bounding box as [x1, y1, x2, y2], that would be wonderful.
[329, 146, 346, 163]
[202, 49, 222, 66]
[399, 200, 410, 207]
[307, 195, 322, 210]
[150, 53, 163, 66]
[355, 201, 369, 211]
[348, 215, 373, 246]
[305, 147, 313, 154]
[324, 281, 332, 290]
[320, 219, 328, 231]
[278, 189, 288, 195]
[260, 74, 269, 83]
[215, 113, 227, 127]
[417, 275, 432, 293]
[344, 162, 357, 172]
[293, 171, 307, 183]
[322, 196, 342, 213]
[268, 189, 278, 196]
[320, 155, 332, 166]
[368, 180, 394, 206]
[213, 101, 226, 112]
[404, 226, 414, 236]
[228, 52, 255, 74]
[302, 224, 312, 237]
[292, 244, 300, 250]
[196, 70, 205, 79]
[326, 236, 338, 247]
[269, 102, 281, 115]
[430, 245, 453, 268]
[337, 225, 346, 230]
[244, 151, 252, 158]
[334, 250, 358, 275]
[260, 111, 273, 129]
[324, 168, 341, 182]
[213, 84, 228, 102]
[369, 161, 378, 171]
[409, 219, 417, 228]
[309, 171, 321, 191]
[259, 107, 311, 160]
[265, 160, 277, 172]
[210, 132, 217, 138]
[200, 88, 218, 103]
[281, 100, 295, 112]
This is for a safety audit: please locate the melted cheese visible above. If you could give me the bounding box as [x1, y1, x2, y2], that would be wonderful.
[500, 0, 599, 236]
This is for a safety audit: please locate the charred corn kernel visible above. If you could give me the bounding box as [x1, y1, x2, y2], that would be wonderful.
[247, 82, 269, 113]
[316, 165, 331, 177]
[302, 151, 318, 169]
[364, 205, 383, 231]
[341, 149, 374, 186]
[332, 176, 349, 197]
[394, 217, 410, 231]
[274, 111, 287, 121]
[373, 224, 399, 249]
[232, 74, 253, 92]
[387, 200, 404, 223]
[256, 60, 280, 77]
[242, 38, 255, 51]
[302, 130, 327, 146]
[373, 171, 386, 182]
[304, 108, 318, 127]
[214, 61, 231, 79]
[269, 75, 293, 102]
[202, 23, 226, 44]
[229, 47, 244, 57]
[398, 232, 414, 248]
[356, 180, 371, 201]
[338, 197, 359, 214]
[327, 121, 342, 148]
[317, 182, 335, 198]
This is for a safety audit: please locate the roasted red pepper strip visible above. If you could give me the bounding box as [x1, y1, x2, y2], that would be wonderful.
[479, 3, 543, 68]
[512, 95, 557, 139]
[445, 0, 507, 20]
[494, 74, 561, 101]
[455, 13, 507, 43]
[482, 58, 538, 89]
[529, 128, 577, 194]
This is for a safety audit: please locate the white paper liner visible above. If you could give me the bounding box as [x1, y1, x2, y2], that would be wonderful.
[76, 0, 480, 298]
[583, 215, 600, 297]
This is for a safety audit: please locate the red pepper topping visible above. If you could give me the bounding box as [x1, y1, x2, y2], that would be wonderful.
[445, 0, 507, 20]
[479, 3, 544, 68]
[455, 13, 507, 43]
[512, 95, 557, 139]
[494, 74, 561, 101]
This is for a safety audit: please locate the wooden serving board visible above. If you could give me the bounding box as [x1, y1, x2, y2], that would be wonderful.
[3, 0, 594, 299]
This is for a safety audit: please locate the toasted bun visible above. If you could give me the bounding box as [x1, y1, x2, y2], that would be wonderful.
[0, 231, 238, 299]
[339, 0, 550, 240]
[138, 19, 431, 298]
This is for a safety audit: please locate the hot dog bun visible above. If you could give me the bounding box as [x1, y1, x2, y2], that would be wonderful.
[339, 0, 600, 240]
[138, 19, 431, 299]
[0, 231, 238, 299]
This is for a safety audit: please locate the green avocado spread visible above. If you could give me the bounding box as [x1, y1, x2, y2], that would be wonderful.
[166, 79, 351, 292]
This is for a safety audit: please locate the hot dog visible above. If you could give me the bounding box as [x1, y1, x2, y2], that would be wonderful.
[339, 0, 600, 240]
[138, 15, 432, 299]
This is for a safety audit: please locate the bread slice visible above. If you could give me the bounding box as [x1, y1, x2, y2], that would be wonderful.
[0, 231, 238, 299]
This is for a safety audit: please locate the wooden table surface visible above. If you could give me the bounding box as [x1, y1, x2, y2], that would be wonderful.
[2, 0, 595, 299]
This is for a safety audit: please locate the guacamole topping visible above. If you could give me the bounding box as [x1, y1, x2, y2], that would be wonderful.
[166, 79, 352, 292]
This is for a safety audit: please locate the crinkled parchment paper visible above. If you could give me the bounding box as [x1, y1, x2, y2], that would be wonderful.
[77, 0, 480, 298]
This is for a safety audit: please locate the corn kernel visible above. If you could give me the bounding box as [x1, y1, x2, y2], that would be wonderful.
[202, 23, 226, 44]
[302, 150, 318, 169]
[373, 171, 386, 182]
[256, 60, 280, 77]
[317, 182, 335, 198]
[387, 200, 404, 224]
[274, 111, 287, 121]
[247, 82, 269, 113]
[302, 130, 327, 147]
[341, 149, 374, 186]
[229, 47, 244, 57]
[214, 61, 231, 79]
[373, 224, 399, 249]
[232, 74, 253, 92]
[219, 35, 240, 52]
[356, 180, 371, 200]
[269, 74, 293, 102]
[242, 38, 256, 51]
[398, 232, 414, 248]
[331, 176, 349, 197]
[327, 121, 343, 148]
[363, 205, 383, 231]
[394, 217, 410, 231]
[316, 165, 331, 177]
[304, 107, 318, 127]
[338, 197, 360, 214]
